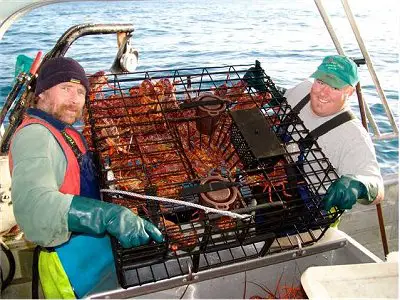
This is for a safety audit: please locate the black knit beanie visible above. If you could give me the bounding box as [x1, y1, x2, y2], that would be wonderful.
[35, 57, 90, 96]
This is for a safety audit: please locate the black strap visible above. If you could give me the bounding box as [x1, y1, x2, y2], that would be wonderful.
[300, 110, 356, 149]
[281, 93, 310, 127]
[291, 93, 310, 114]
[32, 246, 41, 299]
[1, 243, 15, 292]
[287, 92, 356, 149]
[61, 130, 83, 163]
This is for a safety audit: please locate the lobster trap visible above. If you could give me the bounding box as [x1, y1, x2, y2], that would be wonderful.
[84, 61, 342, 289]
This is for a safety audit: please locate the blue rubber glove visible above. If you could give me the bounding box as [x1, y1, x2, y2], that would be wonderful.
[68, 196, 163, 248]
[323, 175, 368, 211]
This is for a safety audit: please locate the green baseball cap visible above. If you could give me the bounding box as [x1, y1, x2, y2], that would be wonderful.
[311, 55, 359, 89]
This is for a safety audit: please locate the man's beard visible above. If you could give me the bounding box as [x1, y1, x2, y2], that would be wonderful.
[54, 104, 83, 124]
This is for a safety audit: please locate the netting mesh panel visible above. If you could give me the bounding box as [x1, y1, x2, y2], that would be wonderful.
[84, 63, 342, 288]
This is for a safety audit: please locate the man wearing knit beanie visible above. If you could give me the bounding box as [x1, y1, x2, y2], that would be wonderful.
[34, 57, 90, 125]
[35, 57, 90, 97]
[9, 57, 163, 298]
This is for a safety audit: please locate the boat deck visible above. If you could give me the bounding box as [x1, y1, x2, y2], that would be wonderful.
[339, 173, 399, 260]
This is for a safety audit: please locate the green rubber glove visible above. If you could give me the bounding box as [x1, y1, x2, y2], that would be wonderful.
[323, 175, 368, 211]
[68, 196, 164, 248]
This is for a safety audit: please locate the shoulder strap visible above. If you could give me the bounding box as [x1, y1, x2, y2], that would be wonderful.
[281, 93, 310, 126]
[300, 110, 356, 149]
[61, 130, 83, 163]
[32, 245, 41, 299]
[309, 110, 356, 139]
[292, 93, 310, 114]
[279, 93, 310, 142]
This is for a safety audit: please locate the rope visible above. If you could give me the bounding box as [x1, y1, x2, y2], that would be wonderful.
[100, 189, 251, 219]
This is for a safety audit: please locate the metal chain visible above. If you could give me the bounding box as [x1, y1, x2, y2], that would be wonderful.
[100, 188, 251, 219]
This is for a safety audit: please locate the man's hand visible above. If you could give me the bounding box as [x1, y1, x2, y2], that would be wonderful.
[323, 175, 368, 211]
[68, 196, 163, 248]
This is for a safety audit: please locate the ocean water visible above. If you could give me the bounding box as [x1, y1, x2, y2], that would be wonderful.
[0, 0, 398, 174]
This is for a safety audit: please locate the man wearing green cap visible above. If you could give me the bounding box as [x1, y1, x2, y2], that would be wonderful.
[284, 55, 384, 211]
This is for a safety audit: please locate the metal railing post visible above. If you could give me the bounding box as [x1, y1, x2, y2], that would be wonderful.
[341, 0, 399, 138]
